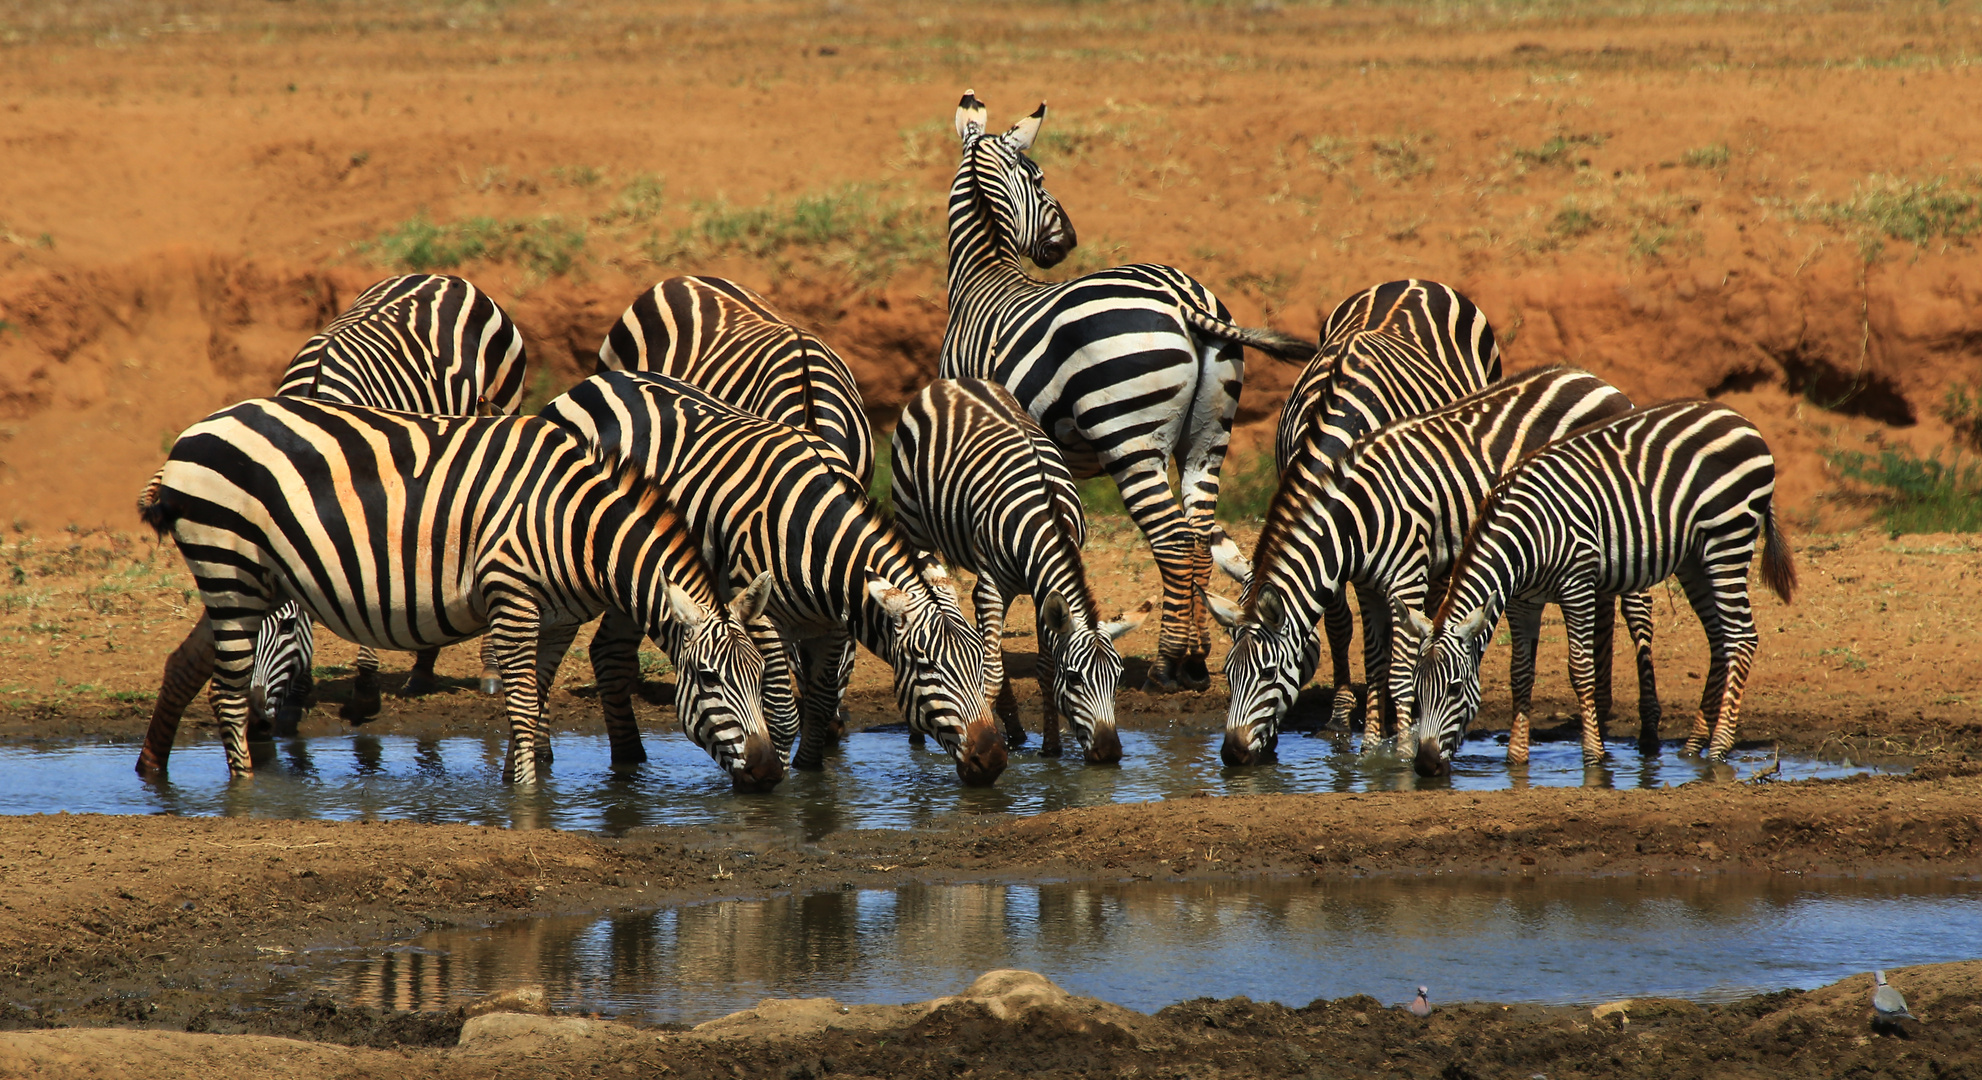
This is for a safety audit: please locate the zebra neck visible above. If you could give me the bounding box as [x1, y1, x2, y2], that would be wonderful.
[1441, 520, 1531, 629]
[583, 485, 712, 644]
[1257, 468, 1362, 627]
[943, 180, 1041, 365]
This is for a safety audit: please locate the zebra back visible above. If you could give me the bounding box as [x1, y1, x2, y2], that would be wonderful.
[598, 276, 874, 485]
[279, 274, 528, 416]
[1276, 279, 1503, 472]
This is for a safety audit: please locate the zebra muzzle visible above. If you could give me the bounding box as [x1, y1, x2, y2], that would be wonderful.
[1413, 739, 1453, 778]
[1220, 726, 1270, 767]
[1083, 724, 1123, 765]
[731, 731, 785, 793]
[955, 717, 1008, 787]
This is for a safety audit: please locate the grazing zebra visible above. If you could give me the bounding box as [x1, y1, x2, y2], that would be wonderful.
[598, 275, 874, 485]
[135, 398, 776, 788]
[1408, 400, 1796, 775]
[939, 91, 1316, 692]
[145, 274, 529, 747]
[1250, 279, 1503, 730]
[891, 378, 1153, 762]
[541, 372, 1003, 784]
[1211, 367, 1653, 766]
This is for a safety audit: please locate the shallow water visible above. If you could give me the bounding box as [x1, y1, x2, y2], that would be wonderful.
[268, 875, 1982, 1022]
[0, 727, 1901, 837]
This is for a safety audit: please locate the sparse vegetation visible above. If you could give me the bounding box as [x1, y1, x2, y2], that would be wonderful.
[1825, 442, 1982, 533]
[1214, 454, 1279, 522]
[654, 184, 942, 287]
[1306, 136, 1356, 174]
[1936, 382, 1982, 452]
[1681, 143, 1731, 171]
[1808, 174, 1982, 257]
[355, 214, 586, 277]
[1510, 132, 1604, 170]
[602, 173, 666, 224]
[1369, 133, 1436, 182]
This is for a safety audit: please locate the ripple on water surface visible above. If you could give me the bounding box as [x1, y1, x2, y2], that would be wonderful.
[0, 725, 1902, 836]
[265, 875, 1982, 1022]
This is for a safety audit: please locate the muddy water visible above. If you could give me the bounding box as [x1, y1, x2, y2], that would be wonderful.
[269, 876, 1982, 1023]
[0, 727, 1901, 837]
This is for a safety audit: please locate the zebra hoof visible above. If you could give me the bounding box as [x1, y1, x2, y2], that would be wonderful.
[341, 672, 383, 723]
[271, 705, 305, 738]
[480, 675, 502, 696]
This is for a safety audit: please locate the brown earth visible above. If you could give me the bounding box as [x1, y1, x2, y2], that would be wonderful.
[4, 1, 1982, 1076]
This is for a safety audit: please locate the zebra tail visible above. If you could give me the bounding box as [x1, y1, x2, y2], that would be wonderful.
[1759, 498, 1797, 604]
[1179, 307, 1318, 364]
[137, 467, 181, 537]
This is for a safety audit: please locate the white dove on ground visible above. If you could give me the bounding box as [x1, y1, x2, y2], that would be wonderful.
[1872, 970, 1915, 1028]
[1408, 986, 1432, 1018]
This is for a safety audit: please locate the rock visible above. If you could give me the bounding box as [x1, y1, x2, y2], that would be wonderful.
[463, 985, 549, 1017]
[456, 1013, 641, 1054]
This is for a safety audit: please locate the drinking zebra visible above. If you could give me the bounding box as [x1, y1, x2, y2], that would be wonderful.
[136, 398, 777, 787]
[1253, 279, 1503, 730]
[598, 275, 874, 484]
[1212, 367, 1654, 766]
[891, 378, 1153, 762]
[541, 372, 1003, 784]
[1409, 400, 1796, 774]
[939, 91, 1315, 692]
[144, 274, 528, 747]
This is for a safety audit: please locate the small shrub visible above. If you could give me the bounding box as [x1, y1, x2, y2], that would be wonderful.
[1936, 383, 1982, 452]
[1549, 201, 1600, 240]
[1825, 443, 1982, 533]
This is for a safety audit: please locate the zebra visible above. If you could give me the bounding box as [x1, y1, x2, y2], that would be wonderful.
[1245, 279, 1504, 732]
[134, 397, 777, 788]
[1210, 367, 1655, 767]
[1408, 400, 1796, 775]
[891, 378, 1154, 763]
[144, 274, 528, 745]
[598, 275, 874, 485]
[939, 91, 1316, 692]
[540, 371, 1003, 784]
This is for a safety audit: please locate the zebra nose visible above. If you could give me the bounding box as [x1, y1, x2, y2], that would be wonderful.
[1220, 726, 1257, 767]
[730, 731, 784, 793]
[1413, 738, 1451, 778]
[1084, 724, 1123, 764]
[955, 716, 1007, 787]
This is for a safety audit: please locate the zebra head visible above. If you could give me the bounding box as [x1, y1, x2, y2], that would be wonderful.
[1039, 594, 1153, 764]
[248, 604, 314, 729]
[1210, 586, 1319, 767]
[660, 570, 780, 791]
[1409, 604, 1494, 777]
[866, 563, 1005, 786]
[954, 90, 1078, 269]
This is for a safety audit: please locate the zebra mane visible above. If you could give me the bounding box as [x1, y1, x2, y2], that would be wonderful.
[957, 137, 1030, 274]
[1246, 458, 1328, 615]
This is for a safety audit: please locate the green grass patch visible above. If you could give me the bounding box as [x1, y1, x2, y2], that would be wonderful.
[1682, 143, 1731, 171]
[1818, 645, 1869, 672]
[1511, 132, 1604, 170]
[866, 448, 894, 514]
[1811, 175, 1982, 254]
[1937, 382, 1982, 452]
[355, 214, 587, 277]
[1825, 442, 1982, 533]
[1215, 454, 1279, 522]
[654, 183, 941, 287]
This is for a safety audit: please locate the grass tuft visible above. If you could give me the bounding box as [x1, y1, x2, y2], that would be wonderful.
[1935, 382, 1982, 452]
[1810, 175, 1982, 253]
[1682, 143, 1731, 171]
[654, 184, 942, 287]
[1825, 442, 1982, 533]
[356, 214, 586, 277]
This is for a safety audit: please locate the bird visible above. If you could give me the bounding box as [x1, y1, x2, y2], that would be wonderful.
[1872, 970, 1915, 1028]
[1408, 986, 1432, 1018]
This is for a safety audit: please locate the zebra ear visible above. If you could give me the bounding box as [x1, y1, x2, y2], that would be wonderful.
[1005, 102, 1046, 152]
[1256, 588, 1288, 633]
[1039, 591, 1074, 636]
[731, 570, 774, 624]
[667, 584, 711, 630]
[1100, 597, 1156, 641]
[865, 571, 912, 623]
[955, 89, 988, 141]
[1452, 604, 1491, 645]
[1391, 596, 1434, 641]
[1207, 591, 1246, 631]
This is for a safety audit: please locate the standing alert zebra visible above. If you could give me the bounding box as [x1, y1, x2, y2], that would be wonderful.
[939, 91, 1315, 692]
[1212, 367, 1655, 767]
[143, 274, 528, 751]
[1254, 279, 1502, 731]
[137, 398, 777, 787]
[891, 378, 1153, 762]
[541, 372, 1002, 785]
[1409, 400, 1796, 774]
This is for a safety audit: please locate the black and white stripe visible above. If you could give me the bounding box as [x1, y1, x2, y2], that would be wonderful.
[541, 371, 1004, 785]
[890, 379, 1152, 762]
[1253, 279, 1503, 730]
[939, 91, 1314, 692]
[1213, 367, 1650, 766]
[598, 275, 874, 485]
[136, 399, 776, 787]
[1409, 400, 1796, 774]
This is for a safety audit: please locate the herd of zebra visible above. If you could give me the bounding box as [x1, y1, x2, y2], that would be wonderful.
[129, 91, 1796, 792]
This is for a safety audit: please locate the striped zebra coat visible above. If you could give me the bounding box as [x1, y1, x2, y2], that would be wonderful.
[1254, 279, 1502, 731]
[598, 275, 874, 485]
[891, 379, 1152, 762]
[939, 92, 1315, 692]
[144, 274, 530, 754]
[1409, 400, 1796, 774]
[1212, 367, 1651, 767]
[541, 372, 1003, 785]
[137, 398, 777, 787]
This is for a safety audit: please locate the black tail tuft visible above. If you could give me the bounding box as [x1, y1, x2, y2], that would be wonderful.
[1179, 306, 1318, 364]
[1760, 499, 1797, 604]
[136, 468, 180, 537]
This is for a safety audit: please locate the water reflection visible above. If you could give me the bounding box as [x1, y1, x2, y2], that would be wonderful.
[0, 729, 1906, 838]
[281, 875, 1982, 1023]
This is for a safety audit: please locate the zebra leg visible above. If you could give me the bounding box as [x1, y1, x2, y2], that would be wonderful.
[1676, 571, 1727, 757]
[1592, 595, 1618, 742]
[1620, 590, 1662, 755]
[1173, 339, 1244, 686]
[207, 614, 263, 778]
[531, 620, 583, 768]
[479, 636, 502, 695]
[748, 616, 802, 759]
[587, 609, 649, 766]
[1356, 584, 1400, 753]
[400, 646, 444, 698]
[1322, 595, 1363, 736]
[973, 575, 1024, 747]
[1682, 565, 1760, 760]
[138, 615, 216, 776]
[1558, 584, 1608, 768]
[1111, 454, 1205, 692]
[1035, 629, 1063, 759]
[487, 601, 548, 784]
[791, 633, 854, 771]
[269, 611, 315, 737]
[342, 645, 384, 722]
[1505, 599, 1545, 766]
